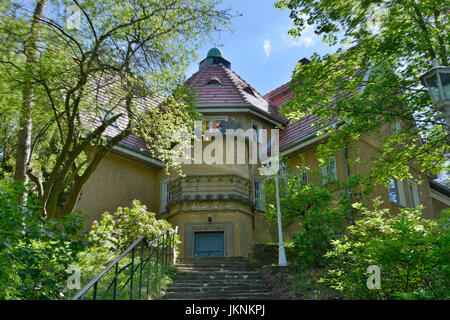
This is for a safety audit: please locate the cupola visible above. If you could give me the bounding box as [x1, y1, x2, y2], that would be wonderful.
[199, 47, 231, 70]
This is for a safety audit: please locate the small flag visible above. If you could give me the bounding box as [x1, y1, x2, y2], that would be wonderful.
[203, 121, 222, 133]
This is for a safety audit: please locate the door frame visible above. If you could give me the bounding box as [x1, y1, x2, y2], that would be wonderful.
[185, 222, 233, 257]
[194, 231, 225, 257]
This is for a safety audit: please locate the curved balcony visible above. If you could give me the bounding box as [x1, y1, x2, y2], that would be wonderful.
[168, 174, 251, 207]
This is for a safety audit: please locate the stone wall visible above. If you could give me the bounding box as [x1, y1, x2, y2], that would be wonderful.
[249, 243, 297, 267]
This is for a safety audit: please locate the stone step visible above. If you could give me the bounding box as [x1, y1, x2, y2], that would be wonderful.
[175, 266, 255, 272]
[173, 273, 262, 281]
[176, 261, 252, 267]
[161, 257, 272, 300]
[162, 292, 273, 300]
[168, 281, 267, 288]
[175, 263, 251, 269]
[166, 286, 269, 294]
[177, 256, 249, 261]
[167, 282, 269, 289]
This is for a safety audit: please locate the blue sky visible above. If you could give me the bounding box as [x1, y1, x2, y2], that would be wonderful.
[185, 0, 340, 95]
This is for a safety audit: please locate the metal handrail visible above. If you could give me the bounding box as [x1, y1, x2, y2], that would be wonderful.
[73, 226, 178, 300]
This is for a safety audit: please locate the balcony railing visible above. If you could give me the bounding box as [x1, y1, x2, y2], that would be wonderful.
[169, 174, 251, 205]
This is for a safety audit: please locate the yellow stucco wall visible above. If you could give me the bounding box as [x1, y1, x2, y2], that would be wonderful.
[161, 113, 278, 257]
[74, 152, 162, 229]
[283, 130, 437, 226]
[432, 197, 449, 216]
[75, 114, 444, 259]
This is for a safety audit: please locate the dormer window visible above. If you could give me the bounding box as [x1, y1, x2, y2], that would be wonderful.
[243, 86, 255, 96]
[204, 77, 224, 87]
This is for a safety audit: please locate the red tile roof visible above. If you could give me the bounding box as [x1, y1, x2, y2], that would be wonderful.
[186, 64, 287, 124]
[113, 58, 326, 156]
[264, 81, 331, 150]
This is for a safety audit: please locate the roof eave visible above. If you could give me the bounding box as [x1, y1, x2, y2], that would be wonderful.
[111, 142, 165, 169]
[196, 104, 287, 126]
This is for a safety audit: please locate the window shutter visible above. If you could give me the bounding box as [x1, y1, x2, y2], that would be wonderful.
[253, 176, 265, 211]
[330, 158, 337, 180]
[397, 180, 406, 207]
[322, 158, 337, 185]
[321, 166, 328, 185]
[160, 178, 170, 213]
[408, 181, 420, 208]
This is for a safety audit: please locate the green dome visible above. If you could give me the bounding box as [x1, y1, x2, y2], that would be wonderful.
[207, 47, 223, 58]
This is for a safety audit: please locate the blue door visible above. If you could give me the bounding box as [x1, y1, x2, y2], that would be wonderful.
[194, 232, 224, 257]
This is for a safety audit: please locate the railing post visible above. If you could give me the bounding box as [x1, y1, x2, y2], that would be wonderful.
[146, 246, 152, 299]
[130, 246, 135, 300]
[161, 233, 166, 279]
[113, 263, 119, 300]
[154, 239, 159, 294]
[93, 282, 98, 300]
[139, 240, 145, 300]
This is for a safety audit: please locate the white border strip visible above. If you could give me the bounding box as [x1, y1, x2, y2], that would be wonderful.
[111, 145, 164, 168]
[430, 189, 450, 206]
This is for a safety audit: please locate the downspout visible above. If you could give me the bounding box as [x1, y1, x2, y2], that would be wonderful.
[344, 146, 354, 225]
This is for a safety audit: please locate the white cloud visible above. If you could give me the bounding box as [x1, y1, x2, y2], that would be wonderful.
[285, 35, 314, 48]
[281, 15, 316, 48]
[263, 39, 271, 57]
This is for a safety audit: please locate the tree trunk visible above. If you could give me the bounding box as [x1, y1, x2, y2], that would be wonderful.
[14, 0, 48, 184]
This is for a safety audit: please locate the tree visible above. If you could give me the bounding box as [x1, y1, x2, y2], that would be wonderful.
[275, 0, 449, 188]
[323, 201, 449, 299]
[13, 0, 48, 185]
[0, 0, 231, 218]
[263, 163, 361, 268]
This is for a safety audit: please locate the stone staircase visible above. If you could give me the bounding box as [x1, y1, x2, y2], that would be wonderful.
[162, 257, 273, 300]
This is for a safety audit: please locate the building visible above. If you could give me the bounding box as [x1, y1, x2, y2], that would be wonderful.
[74, 48, 450, 258]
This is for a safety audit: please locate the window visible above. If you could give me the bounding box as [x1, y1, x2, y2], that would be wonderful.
[160, 178, 171, 213]
[204, 77, 224, 87]
[243, 86, 255, 96]
[251, 120, 263, 144]
[407, 180, 420, 208]
[392, 121, 401, 133]
[321, 157, 337, 185]
[297, 169, 308, 188]
[389, 178, 406, 206]
[253, 176, 265, 211]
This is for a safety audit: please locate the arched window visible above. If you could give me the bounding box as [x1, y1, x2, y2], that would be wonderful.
[204, 77, 223, 86]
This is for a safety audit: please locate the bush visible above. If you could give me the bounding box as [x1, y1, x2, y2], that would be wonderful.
[0, 181, 87, 300]
[293, 205, 346, 268]
[89, 200, 176, 252]
[74, 200, 179, 299]
[263, 168, 348, 269]
[322, 200, 449, 299]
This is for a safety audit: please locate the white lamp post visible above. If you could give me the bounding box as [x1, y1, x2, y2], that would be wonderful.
[275, 166, 287, 267]
[260, 158, 287, 267]
[420, 64, 450, 128]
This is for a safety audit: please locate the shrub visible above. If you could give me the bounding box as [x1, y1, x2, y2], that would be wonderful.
[74, 200, 179, 299]
[263, 167, 348, 269]
[293, 205, 346, 268]
[0, 181, 87, 300]
[89, 200, 176, 252]
[322, 200, 449, 299]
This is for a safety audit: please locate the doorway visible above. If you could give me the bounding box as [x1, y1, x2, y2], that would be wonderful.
[194, 231, 225, 257]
